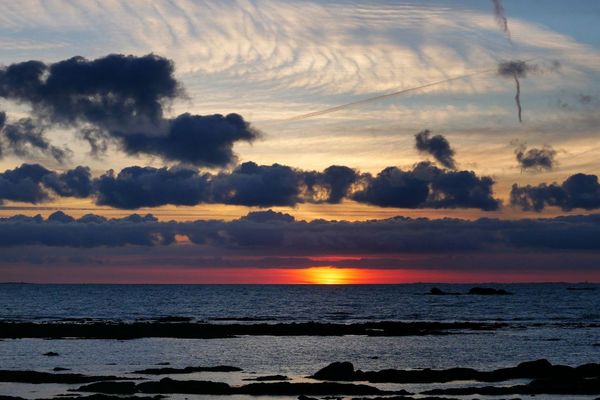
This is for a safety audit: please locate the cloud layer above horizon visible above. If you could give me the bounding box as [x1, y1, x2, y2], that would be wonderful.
[0, 0, 599, 281]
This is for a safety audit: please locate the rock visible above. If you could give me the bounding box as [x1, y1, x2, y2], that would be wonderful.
[311, 362, 355, 380]
[155, 316, 193, 323]
[0, 320, 506, 339]
[132, 365, 242, 374]
[52, 367, 70, 371]
[43, 352, 60, 357]
[137, 378, 232, 394]
[309, 359, 598, 384]
[468, 287, 511, 295]
[428, 288, 460, 295]
[136, 378, 388, 396]
[237, 382, 387, 396]
[298, 396, 318, 400]
[515, 358, 553, 374]
[243, 375, 290, 381]
[55, 396, 164, 400]
[0, 370, 130, 384]
[75, 381, 137, 394]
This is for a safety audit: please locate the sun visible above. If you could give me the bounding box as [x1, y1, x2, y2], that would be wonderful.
[303, 266, 353, 284]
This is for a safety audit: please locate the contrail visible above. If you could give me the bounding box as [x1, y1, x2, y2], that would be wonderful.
[286, 68, 493, 121]
[491, 0, 512, 44]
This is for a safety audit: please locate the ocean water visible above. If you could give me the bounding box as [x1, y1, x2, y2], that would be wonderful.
[1, 283, 600, 399]
[2, 283, 600, 324]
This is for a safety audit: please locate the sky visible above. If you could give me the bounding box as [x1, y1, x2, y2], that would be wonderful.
[0, 0, 600, 283]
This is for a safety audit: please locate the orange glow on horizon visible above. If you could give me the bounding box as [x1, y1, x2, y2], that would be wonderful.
[3, 265, 600, 284]
[302, 266, 358, 284]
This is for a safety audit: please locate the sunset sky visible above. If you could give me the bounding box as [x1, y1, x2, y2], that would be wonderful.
[1, 0, 600, 283]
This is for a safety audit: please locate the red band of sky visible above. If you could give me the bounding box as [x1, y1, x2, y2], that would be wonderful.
[2, 266, 600, 284]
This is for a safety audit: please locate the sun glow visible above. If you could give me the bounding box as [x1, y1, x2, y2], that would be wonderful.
[302, 266, 356, 284]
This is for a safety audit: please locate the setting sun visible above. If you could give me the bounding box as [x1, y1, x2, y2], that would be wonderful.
[302, 267, 357, 284]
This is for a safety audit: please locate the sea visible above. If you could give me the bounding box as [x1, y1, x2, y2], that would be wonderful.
[1, 283, 599, 399]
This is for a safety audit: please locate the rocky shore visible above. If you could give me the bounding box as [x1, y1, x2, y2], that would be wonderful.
[2, 359, 600, 398]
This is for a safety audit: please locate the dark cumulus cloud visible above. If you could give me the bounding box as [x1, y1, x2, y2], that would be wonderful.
[0, 54, 178, 127]
[95, 162, 358, 209]
[303, 165, 359, 204]
[211, 162, 303, 207]
[0, 164, 92, 204]
[511, 173, 600, 211]
[0, 116, 70, 163]
[414, 129, 456, 169]
[95, 165, 211, 209]
[116, 113, 260, 166]
[3, 211, 600, 254]
[0, 54, 259, 166]
[353, 162, 500, 211]
[0, 161, 499, 211]
[514, 142, 557, 172]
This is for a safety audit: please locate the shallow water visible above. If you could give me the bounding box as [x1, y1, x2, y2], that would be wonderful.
[1, 283, 599, 399]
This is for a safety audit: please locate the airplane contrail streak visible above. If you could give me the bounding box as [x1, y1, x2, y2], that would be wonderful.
[286, 68, 494, 121]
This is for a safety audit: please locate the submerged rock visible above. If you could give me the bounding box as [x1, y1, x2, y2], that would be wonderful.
[310, 359, 600, 385]
[0, 320, 506, 339]
[467, 287, 511, 295]
[75, 382, 137, 395]
[43, 352, 60, 357]
[0, 370, 130, 384]
[155, 316, 193, 323]
[133, 378, 390, 396]
[424, 375, 600, 395]
[132, 365, 242, 374]
[427, 288, 460, 295]
[243, 374, 290, 381]
[236, 381, 389, 396]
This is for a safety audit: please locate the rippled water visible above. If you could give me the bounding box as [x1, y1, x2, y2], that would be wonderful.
[1, 283, 599, 324]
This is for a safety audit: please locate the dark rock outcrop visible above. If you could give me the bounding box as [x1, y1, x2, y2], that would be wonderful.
[132, 365, 242, 374]
[468, 287, 511, 295]
[155, 316, 193, 322]
[236, 382, 389, 396]
[0, 320, 506, 339]
[424, 375, 600, 395]
[86, 378, 391, 396]
[75, 382, 137, 394]
[427, 288, 460, 295]
[311, 359, 600, 384]
[243, 374, 290, 381]
[312, 362, 355, 380]
[136, 378, 231, 394]
[0, 370, 129, 384]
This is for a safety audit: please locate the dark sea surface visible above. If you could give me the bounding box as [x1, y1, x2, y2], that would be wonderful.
[2, 283, 600, 323]
[1, 283, 600, 399]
